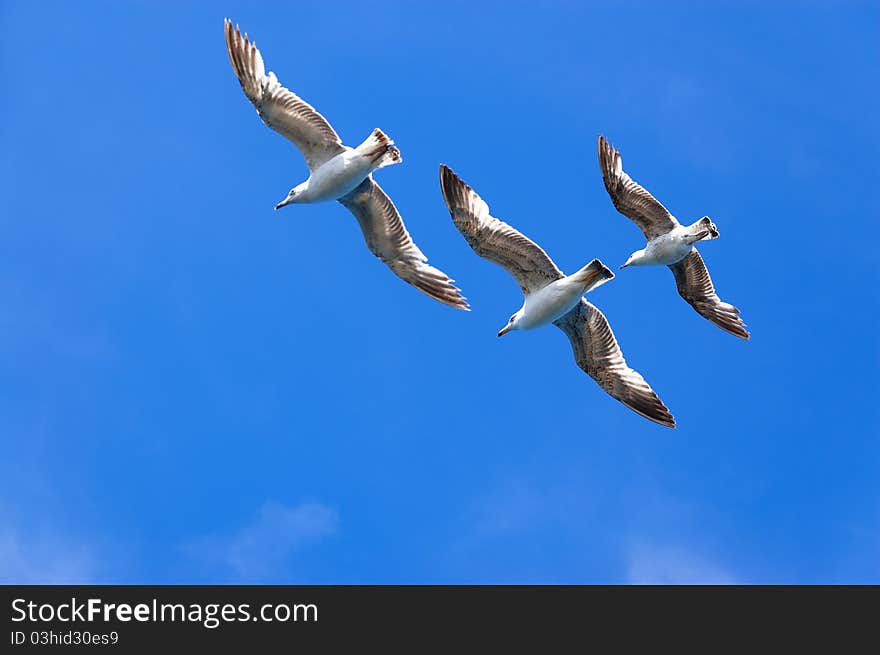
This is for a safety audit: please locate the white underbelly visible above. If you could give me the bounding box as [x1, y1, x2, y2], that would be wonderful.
[520, 280, 583, 329]
[306, 151, 373, 202]
[645, 235, 693, 265]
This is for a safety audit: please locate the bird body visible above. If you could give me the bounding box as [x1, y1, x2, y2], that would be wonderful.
[598, 135, 748, 339]
[286, 150, 373, 204]
[440, 164, 675, 427]
[224, 19, 466, 309]
[644, 236, 691, 266]
[278, 128, 402, 206]
[623, 220, 716, 268]
[514, 264, 613, 331]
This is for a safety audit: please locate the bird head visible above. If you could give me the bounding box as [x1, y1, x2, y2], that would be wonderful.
[620, 250, 643, 269]
[275, 184, 306, 210]
[497, 310, 523, 337]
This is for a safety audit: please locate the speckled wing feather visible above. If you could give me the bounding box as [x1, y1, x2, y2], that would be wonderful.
[439, 165, 563, 295]
[554, 300, 676, 427]
[225, 19, 346, 171]
[597, 135, 679, 241]
[339, 177, 468, 310]
[669, 250, 749, 339]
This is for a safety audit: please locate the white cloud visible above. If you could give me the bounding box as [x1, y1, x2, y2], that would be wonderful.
[187, 501, 338, 581]
[626, 542, 736, 585]
[0, 526, 96, 584]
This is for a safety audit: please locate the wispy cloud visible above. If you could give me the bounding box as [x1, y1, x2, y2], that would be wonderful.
[186, 501, 338, 582]
[626, 542, 736, 585]
[0, 525, 96, 584]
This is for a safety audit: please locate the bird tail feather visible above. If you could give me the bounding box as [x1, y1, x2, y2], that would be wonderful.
[571, 259, 614, 292]
[690, 216, 719, 240]
[356, 128, 403, 168]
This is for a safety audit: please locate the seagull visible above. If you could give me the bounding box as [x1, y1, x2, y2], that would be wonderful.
[223, 20, 468, 310]
[439, 165, 675, 428]
[597, 135, 749, 339]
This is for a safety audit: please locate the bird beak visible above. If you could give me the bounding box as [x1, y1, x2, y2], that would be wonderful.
[619, 262, 630, 270]
[275, 196, 293, 210]
[497, 325, 512, 338]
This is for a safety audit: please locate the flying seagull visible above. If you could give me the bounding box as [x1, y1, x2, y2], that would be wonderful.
[597, 135, 749, 339]
[223, 19, 468, 310]
[439, 165, 675, 428]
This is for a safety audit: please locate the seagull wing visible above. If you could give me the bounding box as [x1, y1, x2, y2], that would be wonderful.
[338, 177, 469, 310]
[439, 165, 563, 295]
[225, 19, 346, 171]
[597, 135, 679, 241]
[669, 249, 749, 339]
[554, 300, 675, 427]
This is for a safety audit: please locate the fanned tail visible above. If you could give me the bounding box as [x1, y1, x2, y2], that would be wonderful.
[571, 259, 615, 292]
[356, 128, 402, 168]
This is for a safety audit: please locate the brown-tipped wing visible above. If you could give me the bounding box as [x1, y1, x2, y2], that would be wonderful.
[597, 135, 679, 241]
[338, 177, 469, 310]
[224, 19, 346, 171]
[554, 300, 676, 427]
[669, 250, 749, 339]
[439, 164, 563, 295]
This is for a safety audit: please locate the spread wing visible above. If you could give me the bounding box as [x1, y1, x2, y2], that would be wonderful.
[439, 165, 563, 295]
[338, 177, 469, 310]
[224, 19, 346, 171]
[597, 135, 679, 241]
[554, 300, 676, 427]
[669, 250, 749, 339]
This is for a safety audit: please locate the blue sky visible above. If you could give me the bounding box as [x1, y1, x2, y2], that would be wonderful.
[1, 1, 877, 584]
